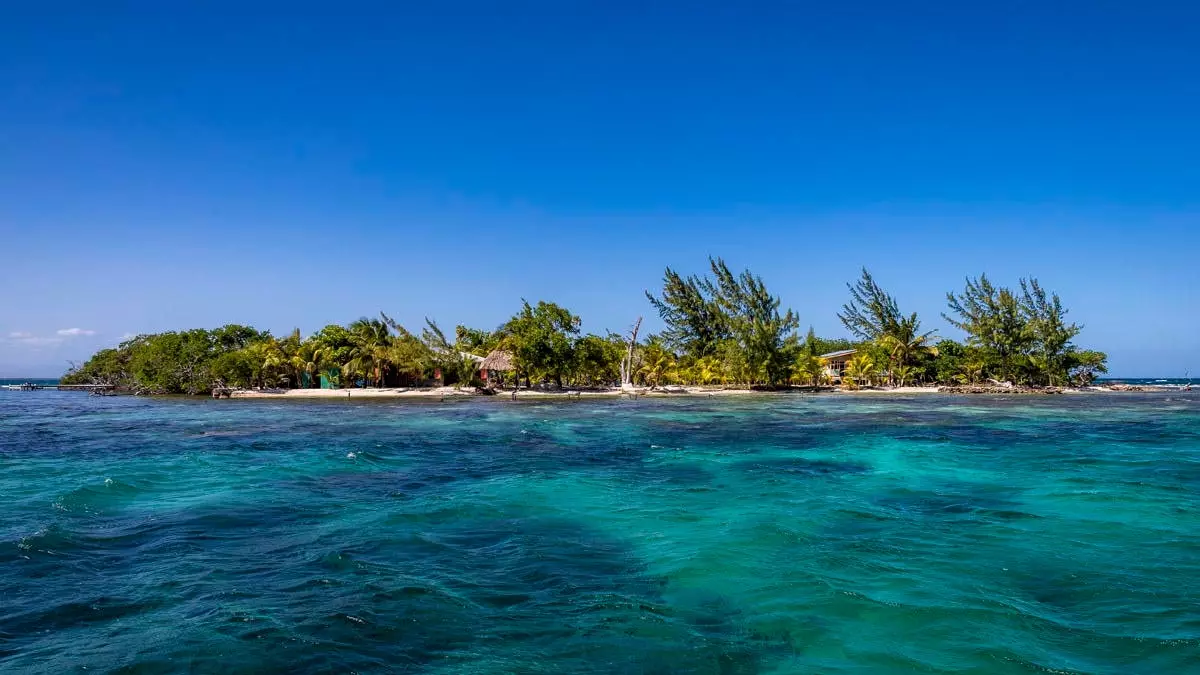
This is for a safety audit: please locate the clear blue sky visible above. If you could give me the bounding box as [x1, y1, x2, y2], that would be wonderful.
[2, 2, 1197, 377]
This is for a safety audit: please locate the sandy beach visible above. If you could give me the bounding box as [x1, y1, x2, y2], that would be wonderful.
[228, 385, 759, 399]
[219, 384, 1172, 400]
[226, 385, 950, 399]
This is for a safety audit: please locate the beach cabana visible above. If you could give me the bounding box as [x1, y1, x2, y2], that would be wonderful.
[820, 349, 856, 382]
[480, 349, 515, 386]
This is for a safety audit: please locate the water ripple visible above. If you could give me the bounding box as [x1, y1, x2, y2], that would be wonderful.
[1, 391, 1198, 672]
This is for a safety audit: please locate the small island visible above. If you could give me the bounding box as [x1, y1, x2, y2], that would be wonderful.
[63, 262, 1112, 398]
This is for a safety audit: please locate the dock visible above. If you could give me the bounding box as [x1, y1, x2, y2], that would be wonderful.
[1, 383, 116, 392]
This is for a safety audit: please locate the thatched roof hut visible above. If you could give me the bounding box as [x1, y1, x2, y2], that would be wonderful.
[480, 349, 515, 372]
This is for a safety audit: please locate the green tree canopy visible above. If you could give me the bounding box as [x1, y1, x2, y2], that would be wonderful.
[1019, 278, 1081, 386]
[944, 275, 1031, 382]
[838, 268, 902, 342]
[501, 300, 581, 387]
[646, 265, 729, 358]
[571, 334, 623, 386]
[649, 258, 798, 385]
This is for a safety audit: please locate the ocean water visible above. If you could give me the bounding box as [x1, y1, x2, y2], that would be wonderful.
[1099, 378, 1195, 388]
[1, 391, 1198, 673]
[0, 379, 60, 387]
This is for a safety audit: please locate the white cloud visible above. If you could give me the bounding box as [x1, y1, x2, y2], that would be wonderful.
[120, 332, 137, 340]
[3, 328, 95, 348]
[5, 333, 63, 347]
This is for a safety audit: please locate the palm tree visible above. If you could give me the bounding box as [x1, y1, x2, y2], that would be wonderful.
[291, 341, 331, 388]
[843, 354, 877, 390]
[793, 352, 825, 387]
[390, 334, 431, 385]
[260, 329, 302, 387]
[878, 314, 937, 384]
[692, 355, 721, 385]
[347, 317, 392, 387]
[956, 359, 985, 385]
[637, 337, 677, 388]
[893, 364, 915, 387]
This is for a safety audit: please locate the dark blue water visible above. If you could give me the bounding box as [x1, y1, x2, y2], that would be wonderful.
[2, 391, 1198, 673]
[0, 379, 59, 387]
[1099, 378, 1194, 387]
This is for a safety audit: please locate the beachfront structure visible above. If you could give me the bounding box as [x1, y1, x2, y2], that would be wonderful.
[821, 349, 856, 382]
[479, 349, 515, 385]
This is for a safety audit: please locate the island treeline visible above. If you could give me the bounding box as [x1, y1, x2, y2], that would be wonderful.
[62, 260, 1108, 394]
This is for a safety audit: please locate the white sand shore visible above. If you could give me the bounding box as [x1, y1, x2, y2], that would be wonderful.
[225, 385, 952, 399]
[230, 386, 478, 399]
[836, 386, 942, 395]
[226, 385, 775, 399]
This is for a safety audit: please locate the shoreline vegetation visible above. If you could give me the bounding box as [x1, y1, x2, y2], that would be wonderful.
[218, 384, 1151, 401]
[63, 261, 1127, 398]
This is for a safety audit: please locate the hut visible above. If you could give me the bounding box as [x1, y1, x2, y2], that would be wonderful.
[479, 349, 516, 387]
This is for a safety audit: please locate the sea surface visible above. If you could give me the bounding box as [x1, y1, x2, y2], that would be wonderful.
[0, 379, 60, 387]
[1, 391, 1198, 673]
[1098, 377, 1196, 388]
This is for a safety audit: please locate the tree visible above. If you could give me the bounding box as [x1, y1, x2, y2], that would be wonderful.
[715, 339, 750, 384]
[1020, 278, 1081, 386]
[62, 347, 132, 388]
[211, 324, 268, 352]
[793, 353, 826, 387]
[646, 268, 728, 358]
[311, 325, 355, 367]
[791, 327, 826, 387]
[842, 354, 877, 390]
[688, 354, 724, 385]
[64, 326, 272, 394]
[704, 258, 800, 385]
[1067, 350, 1108, 386]
[455, 325, 499, 356]
[647, 258, 798, 385]
[261, 329, 303, 387]
[291, 340, 333, 388]
[944, 275, 1031, 383]
[637, 336, 677, 388]
[501, 301, 581, 387]
[423, 318, 477, 388]
[838, 268, 901, 342]
[955, 353, 986, 385]
[619, 317, 641, 388]
[840, 269, 934, 384]
[346, 316, 393, 387]
[878, 314, 937, 384]
[931, 339, 965, 384]
[572, 334, 623, 386]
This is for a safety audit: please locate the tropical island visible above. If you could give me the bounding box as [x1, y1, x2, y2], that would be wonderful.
[62, 261, 1110, 397]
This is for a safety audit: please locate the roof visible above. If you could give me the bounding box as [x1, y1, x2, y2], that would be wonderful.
[819, 349, 857, 359]
[480, 349, 515, 371]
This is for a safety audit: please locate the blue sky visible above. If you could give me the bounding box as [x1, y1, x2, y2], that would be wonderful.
[2, 2, 1197, 377]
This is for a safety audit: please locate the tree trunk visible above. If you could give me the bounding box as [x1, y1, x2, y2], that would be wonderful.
[621, 317, 642, 388]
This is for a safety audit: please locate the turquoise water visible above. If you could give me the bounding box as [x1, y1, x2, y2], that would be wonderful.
[2, 392, 1198, 673]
